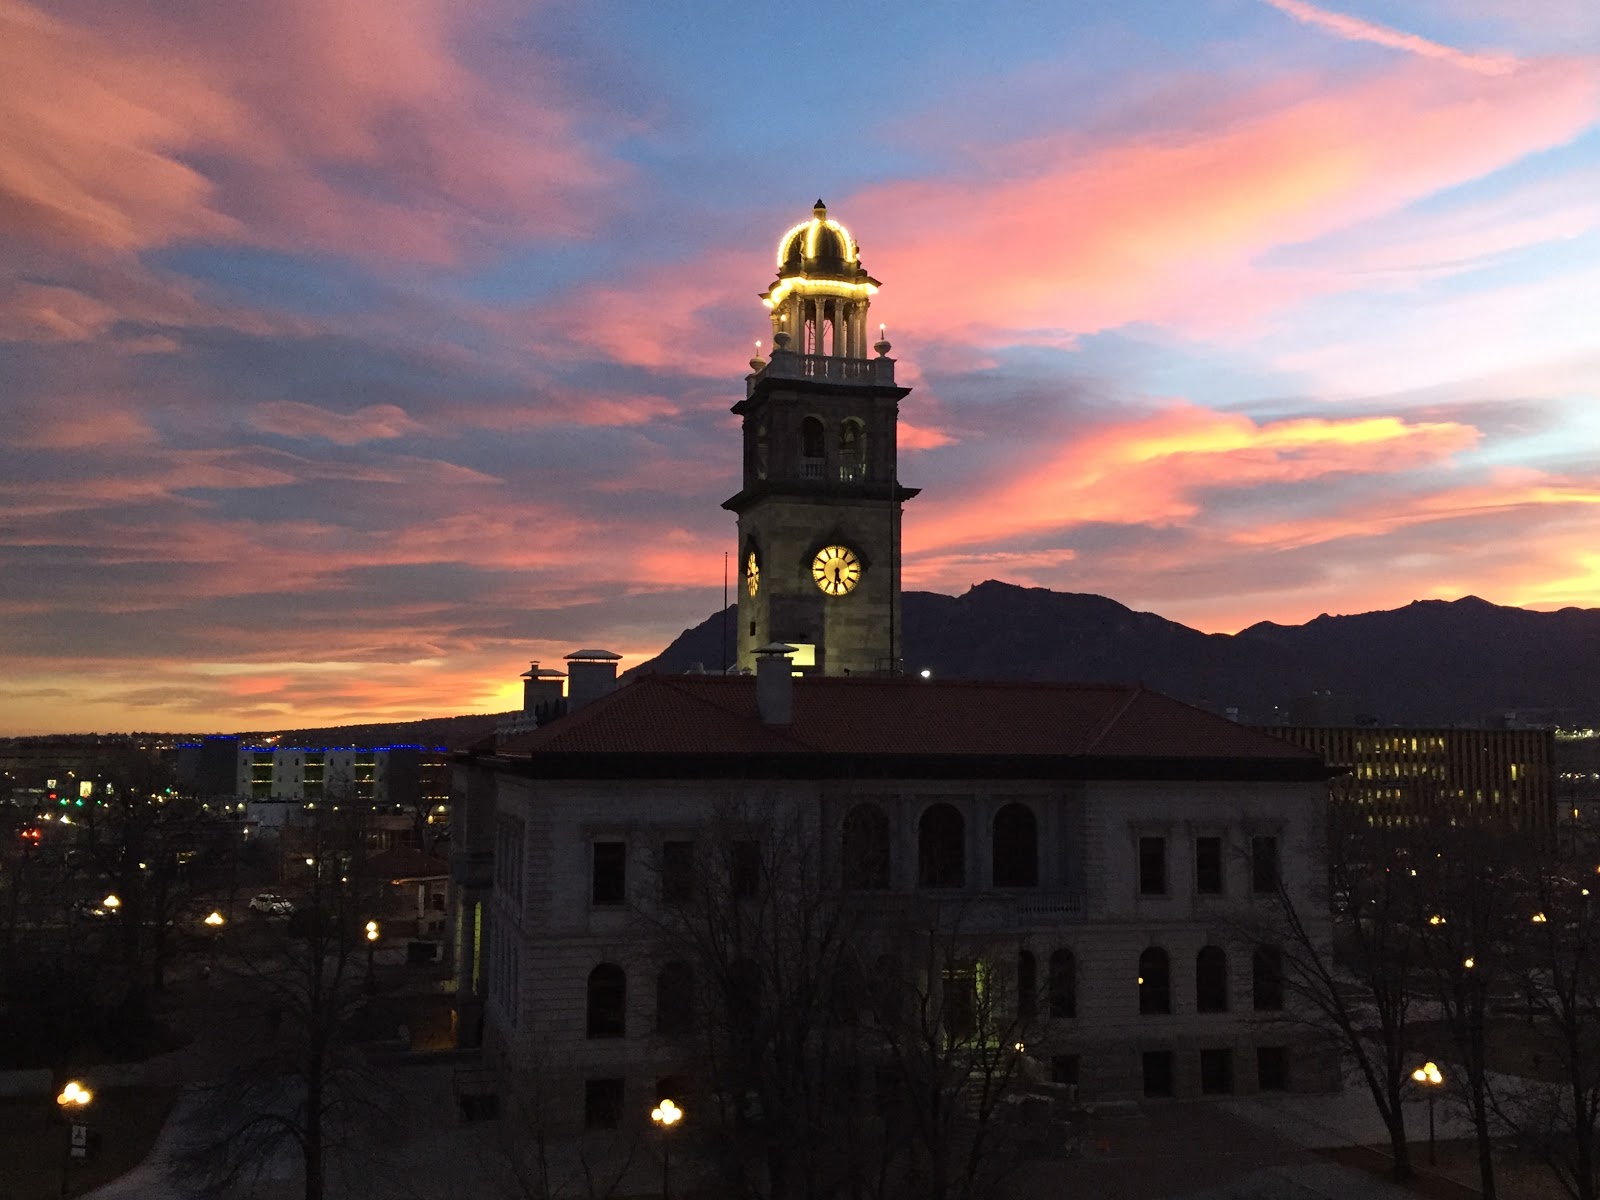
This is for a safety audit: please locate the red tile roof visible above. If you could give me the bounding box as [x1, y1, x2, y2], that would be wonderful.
[365, 846, 449, 881]
[494, 675, 1319, 771]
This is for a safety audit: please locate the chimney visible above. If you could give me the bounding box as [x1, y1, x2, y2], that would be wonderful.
[755, 642, 797, 726]
[520, 662, 567, 721]
[565, 649, 622, 713]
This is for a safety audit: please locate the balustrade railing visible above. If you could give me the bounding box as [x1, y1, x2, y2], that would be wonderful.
[748, 349, 895, 393]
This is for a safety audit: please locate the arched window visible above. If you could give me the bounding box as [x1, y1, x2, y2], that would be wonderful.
[992, 803, 1038, 888]
[918, 804, 965, 888]
[801, 415, 825, 469]
[1017, 950, 1038, 1023]
[1196, 946, 1228, 1013]
[587, 964, 626, 1038]
[841, 804, 891, 890]
[839, 419, 866, 482]
[1049, 949, 1077, 1018]
[1252, 945, 1284, 1012]
[755, 419, 769, 480]
[1138, 948, 1170, 1015]
[656, 960, 695, 1036]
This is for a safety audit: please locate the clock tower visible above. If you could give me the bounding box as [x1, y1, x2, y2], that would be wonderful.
[723, 201, 918, 676]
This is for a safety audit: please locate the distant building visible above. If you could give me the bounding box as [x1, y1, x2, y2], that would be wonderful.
[1260, 725, 1555, 841]
[175, 737, 451, 846]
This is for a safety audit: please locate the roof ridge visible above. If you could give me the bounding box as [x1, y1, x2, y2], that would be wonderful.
[650, 675, 812, 750]
[1082, 683, 1143, 753]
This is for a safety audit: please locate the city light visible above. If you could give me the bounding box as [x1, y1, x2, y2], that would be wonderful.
[204, 911, 225, 927]
[102, 894, 120, 910]
[651, 1098, 682, 1127]
[57, 1080, 92, 1108]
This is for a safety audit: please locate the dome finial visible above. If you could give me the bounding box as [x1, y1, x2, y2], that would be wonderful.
[814, 199, 827, 217]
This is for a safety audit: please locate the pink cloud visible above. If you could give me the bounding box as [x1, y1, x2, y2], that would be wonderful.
[1259, 0, 1517, 75]
[249, 401, 424, 444]
[899, 421, 958, 451]
[9, 401, 158, 450]
[530, 53, 1600, 374]
[0, 0, 624, 265]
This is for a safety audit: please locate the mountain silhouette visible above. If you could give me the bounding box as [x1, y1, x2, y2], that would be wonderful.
[625, 581, 1600, 726]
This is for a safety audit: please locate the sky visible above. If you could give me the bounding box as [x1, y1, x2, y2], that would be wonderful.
[3, 0, 1599, 736]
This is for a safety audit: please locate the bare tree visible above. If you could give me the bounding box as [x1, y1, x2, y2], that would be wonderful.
[483, 1032, 645, 1200]
[176, 803, 402, 1200]
[71, 750, 235, 1031]
[645, 795, 1041, 1200]
[1414, 821, 1532, 1200]
[1495, 861, 1600, 1200]
[1254, 804, 1424, 1181]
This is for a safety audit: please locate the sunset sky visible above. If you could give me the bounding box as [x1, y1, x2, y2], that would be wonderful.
[3, 0, 1599, 735]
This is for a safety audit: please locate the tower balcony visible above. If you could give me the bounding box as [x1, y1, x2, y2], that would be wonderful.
[748, 348, 896, 396]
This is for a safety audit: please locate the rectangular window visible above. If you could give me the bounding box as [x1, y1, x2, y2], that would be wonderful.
[1200, 1048, 1233, 1095]
[1050, 1054, 1079, 1087]
[1257, 1046, 1288, 1092]
[1251, 836, 1280, 895]
[661, 840, 694, 904]
[592, 841, 626, 906]
[1138, 836, 1167, 896]
[1142, 1050, 1173, 1098]
[942, 964, 978, 1046]
[584, 1078, 625, 1130]
[731, 840, 761, 900]
[1194, 836, 1222, 895]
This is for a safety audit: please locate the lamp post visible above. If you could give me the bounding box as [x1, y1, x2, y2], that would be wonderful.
[203, 910, 225, 978]
[1412, 1060, 1444, 1166]
[650, 1097, 682, 1200]
[365, 920, 379, 994]
[56, 1079, 92, 1196]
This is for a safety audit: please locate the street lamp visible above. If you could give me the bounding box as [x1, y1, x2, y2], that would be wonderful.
[365, 920, 380, 994]
[101, 894, 120, 912]
[650, 1097, 683, 1200]
[1411, 1060, 1444, 1165]
[203, 911, 225, 978]
[56, 1080, 92, 1195]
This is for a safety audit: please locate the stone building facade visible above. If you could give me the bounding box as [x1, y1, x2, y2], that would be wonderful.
[454, 670, 1337, 1131]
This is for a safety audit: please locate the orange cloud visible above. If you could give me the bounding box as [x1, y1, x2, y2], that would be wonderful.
[907, 405, 1478, 553]
[1228, 472, 1600, 551]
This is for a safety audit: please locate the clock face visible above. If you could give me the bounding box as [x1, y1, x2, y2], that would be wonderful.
[811, 544, 861, 596]
[746, 551, 760, 597]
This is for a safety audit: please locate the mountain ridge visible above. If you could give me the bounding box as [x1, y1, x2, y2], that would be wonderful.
[626, 581, 1600, 726]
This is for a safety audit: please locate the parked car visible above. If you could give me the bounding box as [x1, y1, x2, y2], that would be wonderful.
[248, 892, 294, 916]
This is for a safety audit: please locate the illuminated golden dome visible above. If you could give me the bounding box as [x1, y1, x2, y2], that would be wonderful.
[762, 200, 880, 313]
[776, 200, 859, 274]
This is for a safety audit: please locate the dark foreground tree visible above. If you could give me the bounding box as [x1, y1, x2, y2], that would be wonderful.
[1496, 859, 1600, 1200]
[1256, 803, 1423, 1181]
[175, 805, 402, 1200]
[646, 796, 1041, 1200]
